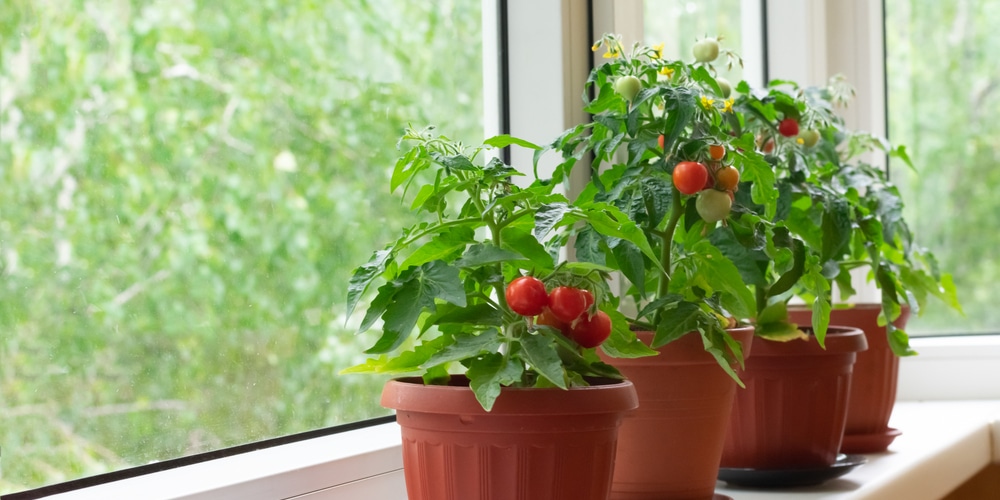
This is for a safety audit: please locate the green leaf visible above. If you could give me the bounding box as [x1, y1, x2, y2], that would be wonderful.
[600, 308, 658, 358]
[484, 134, 542, 150]
[501, 225, 554, 270]
[574, 203, 663, 273]
[708, 226, 768, 287]
[424, 329, 503, 368]
[468, 353, 525, 411]
[609, 240, 646, 295]
[690, 241, 757, 319]
[755, 320, 804, 341]
[767, 238, 805, 298]
[520, 333, 567, 389]
[652, 302, 703, 347]
[346, 249, 393, 318]
[401, 225, 476, 269]
[365, 261, 466, 354]
[429, 151, 476, 171]
[454, 243, 525, 268]
[341, 335, 452, 375]
[534, 202, 571, 240]
[821, 199, 852, 262]
[690, 65, 723, 96]
[422, 303, 503, 332]
[391, 146, 429, 192]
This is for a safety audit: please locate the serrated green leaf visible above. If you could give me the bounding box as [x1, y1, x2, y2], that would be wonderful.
[520, 333, 567, 389]
[347, 249, 393, 318]
[484, 134, 542, 150]
[652, 301, 703, 347]
[709, 226, 768, 287]
[534, 202, 572, 240]
[600, 308, 658, 358]
[401, 226, 476, 269]
[821, 199, 852, 262]
[501, 225, 554, 270]
[454, 243, 525, 268]
[609, 240, 646, 295]
[468, 353, 525, 411]
[341, 335, 452, 375]
[690, 241, 757, 319]
[429, 151, 476, 171]
[424, 329, 503, 368]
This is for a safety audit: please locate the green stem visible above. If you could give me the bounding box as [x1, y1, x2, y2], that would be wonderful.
[401, 217, 483, 247]
[657, 188, 684, 299]
[756, 286, 767, 317]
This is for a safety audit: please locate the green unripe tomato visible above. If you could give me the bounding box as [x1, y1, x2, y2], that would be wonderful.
[615, 75, 641, 102]
[692, 38, 720, 63]
[696, 189, 732, 223]
[716, 77, 732, 98]
[800, 129, 821, 148]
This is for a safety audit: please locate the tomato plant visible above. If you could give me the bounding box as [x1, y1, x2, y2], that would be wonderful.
[536, 307, 569, 333]
[568, 311, 612, 348]
[672, 161, 709, 195]
[548, 286, 589, 323]
[505, 276, 548, 317]
[716, 166, 740, 191]
[778, 118, 799, 137]
[695, 189, 732, 223]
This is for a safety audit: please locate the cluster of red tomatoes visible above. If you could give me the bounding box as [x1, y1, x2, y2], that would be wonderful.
[504, 276, 612, 348]
[663, 141, 740, 224]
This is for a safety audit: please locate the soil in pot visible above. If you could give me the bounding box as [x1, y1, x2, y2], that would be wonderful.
[721, 326, 867, 471]
[600, 326, 754, 500]
[381, 376, 638, 500]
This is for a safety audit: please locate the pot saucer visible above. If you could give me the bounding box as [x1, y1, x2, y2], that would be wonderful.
[717, 454, 867, 488]
[841, 427, 902, 454]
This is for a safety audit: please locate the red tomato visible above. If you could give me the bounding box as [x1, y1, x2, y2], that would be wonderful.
[672, 161, 709, 195]
[716, 166, 740, 191]
[778, 118, 799, 137]
[548, 287, 588, 323]
[657, 134, 665, 150]
[505, 276, 548, 316]
[568, 311, 612, 348]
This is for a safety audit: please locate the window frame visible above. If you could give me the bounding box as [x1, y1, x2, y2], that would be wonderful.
[8, 1, 1000, 498]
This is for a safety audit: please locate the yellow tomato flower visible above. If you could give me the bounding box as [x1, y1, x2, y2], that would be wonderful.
[658, 66, 675, 78]
[700, 96, 715, 109]
[652, 43, 664, 59]
[796, 137, 805, 145]
[603, 49, 621, 59]
[723, 98, 734, 113]
[591, 44, 599, 52]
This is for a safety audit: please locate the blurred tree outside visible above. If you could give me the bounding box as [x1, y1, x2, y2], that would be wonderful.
[0, 0, 483, 493]
[886, 0, 1000, 333]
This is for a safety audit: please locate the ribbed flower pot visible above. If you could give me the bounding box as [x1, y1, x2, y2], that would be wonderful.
[381, 376, 638, 500]
[789, 305, 911, 453]
[599, 326, 754, 500]
[721, 326, 867, 469]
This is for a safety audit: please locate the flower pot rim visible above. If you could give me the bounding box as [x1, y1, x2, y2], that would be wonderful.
[381, 375, 638, 415]
[752, 325, 868, 356]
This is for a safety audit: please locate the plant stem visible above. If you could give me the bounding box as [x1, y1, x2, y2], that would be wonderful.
[657, 188, 684, 299]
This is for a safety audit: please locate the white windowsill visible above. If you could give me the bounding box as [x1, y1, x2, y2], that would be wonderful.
[38, 335, 1000, 500]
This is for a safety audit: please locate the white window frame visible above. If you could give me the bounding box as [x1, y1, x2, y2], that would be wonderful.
[14, 1, 1000, 498]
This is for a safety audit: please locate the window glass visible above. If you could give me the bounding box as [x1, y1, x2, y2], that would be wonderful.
[0, 0, 484, 492]
[885, 0, 998, 334]
[643, 0, 746, 85]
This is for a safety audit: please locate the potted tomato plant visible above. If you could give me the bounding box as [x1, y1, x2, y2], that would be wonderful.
[343, 126, 661, 500]
[757, 78, 962, 453]
[536, 34, 778, 499]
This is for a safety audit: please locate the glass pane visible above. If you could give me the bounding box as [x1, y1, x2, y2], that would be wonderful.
[885, 0, 999, 334]
[643, 0, 746, 85]
[0, 0, 484, 492]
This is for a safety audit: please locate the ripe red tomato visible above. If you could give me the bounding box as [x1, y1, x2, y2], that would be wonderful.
[716, 166, 740, 191]
[568, 311, 612, 348]
[672, 161, 709, 195]
[708, 144, 725, 161]
[778, 118, 799, 137]
[548, 287, 588, 323]
[657, 134, 665, 150]
[505, 276, 548, 316]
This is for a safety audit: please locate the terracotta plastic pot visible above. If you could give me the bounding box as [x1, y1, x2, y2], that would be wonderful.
[599, 326, 754, 500]
[789, 305, 911, 453]
[381, 376, 638, 500]
[721, 326, 867, 470]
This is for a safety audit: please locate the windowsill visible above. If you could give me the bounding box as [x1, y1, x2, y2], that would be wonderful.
[715, 400, 1000, 499]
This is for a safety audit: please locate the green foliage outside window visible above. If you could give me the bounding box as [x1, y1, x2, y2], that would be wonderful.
[0, 0, 483, 492]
